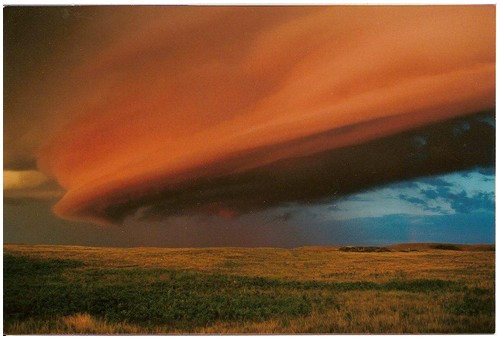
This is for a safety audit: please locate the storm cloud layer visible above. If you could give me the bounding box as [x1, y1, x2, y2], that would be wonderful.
[4, 6, 495, 226]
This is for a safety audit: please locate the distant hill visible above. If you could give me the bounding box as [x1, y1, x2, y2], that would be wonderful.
[296, 243, 495, 252]
[386, 243, 495, 252]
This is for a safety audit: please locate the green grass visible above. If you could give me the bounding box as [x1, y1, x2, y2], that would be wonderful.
[3, 245, 495, 334]
[446, 292, 495, 316]
[5, 255, 312, 330]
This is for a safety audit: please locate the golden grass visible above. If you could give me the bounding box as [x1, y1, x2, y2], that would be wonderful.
[4, 243, 494, 286]
[3, 243, 495, 334]
[6, 313, 143, 334]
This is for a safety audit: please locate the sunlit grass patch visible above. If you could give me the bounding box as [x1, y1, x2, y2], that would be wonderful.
[5, 313, 143, 334]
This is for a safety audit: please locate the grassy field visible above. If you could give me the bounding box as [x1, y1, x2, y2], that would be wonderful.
[3, 243, 495, 334]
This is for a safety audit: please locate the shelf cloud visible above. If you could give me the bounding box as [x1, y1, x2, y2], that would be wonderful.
[5, 6, 495, 226]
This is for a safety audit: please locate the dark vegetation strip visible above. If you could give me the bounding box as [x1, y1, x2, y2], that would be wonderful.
[3, 254, 491, 331]
[430, 244, 462, 251]
[445, 292, 495, 316]
[3, 254, 84, 275]
[339, 246, 391, 252]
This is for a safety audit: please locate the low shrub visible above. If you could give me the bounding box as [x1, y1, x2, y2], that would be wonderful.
[430, 244, 462, 251]
[339, 246, 391, 253]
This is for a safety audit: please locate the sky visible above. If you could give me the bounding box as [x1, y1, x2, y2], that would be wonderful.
[3, 5, 496, 247]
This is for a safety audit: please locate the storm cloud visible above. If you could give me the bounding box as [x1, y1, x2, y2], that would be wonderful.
[4, 6, 495, 226]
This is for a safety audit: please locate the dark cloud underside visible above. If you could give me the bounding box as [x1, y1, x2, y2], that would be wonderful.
[105, 110, 494, 224]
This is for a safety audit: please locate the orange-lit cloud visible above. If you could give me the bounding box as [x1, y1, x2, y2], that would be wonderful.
[23, 6, 495, 226]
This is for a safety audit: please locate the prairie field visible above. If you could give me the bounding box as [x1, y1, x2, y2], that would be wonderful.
[3, 243, 495, 334]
